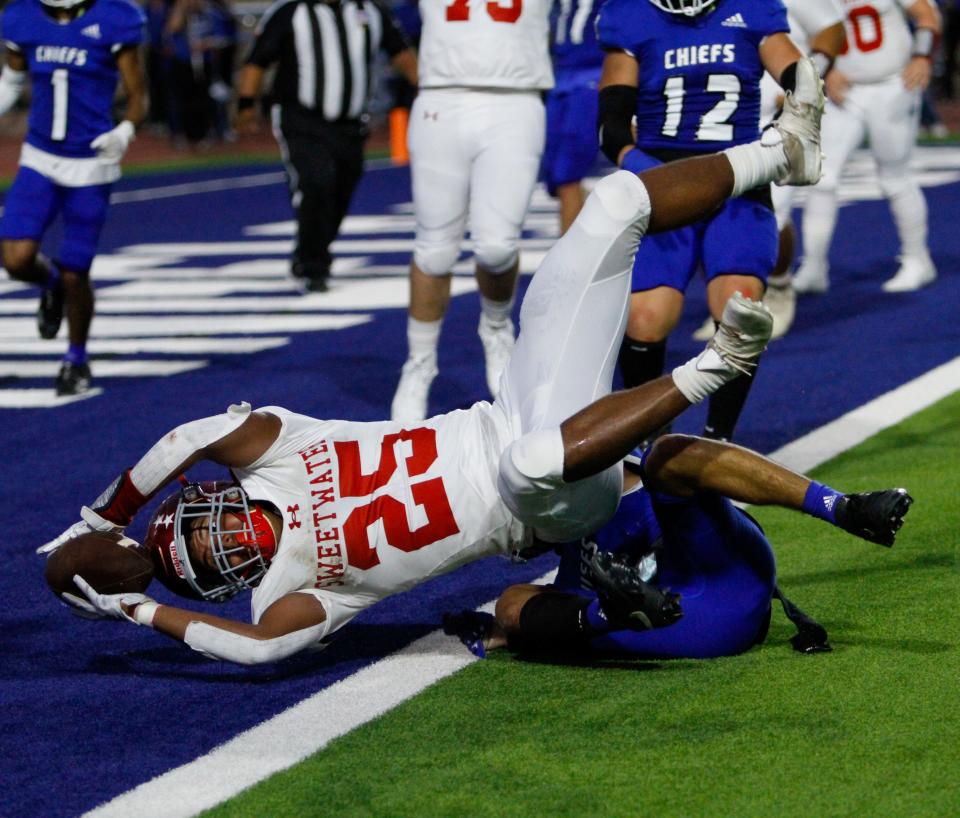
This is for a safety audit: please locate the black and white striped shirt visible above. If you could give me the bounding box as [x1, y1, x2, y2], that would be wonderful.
[247, 0, 411, 122]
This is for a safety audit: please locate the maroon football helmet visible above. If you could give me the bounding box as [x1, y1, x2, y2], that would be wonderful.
[144, 481, 277, 603]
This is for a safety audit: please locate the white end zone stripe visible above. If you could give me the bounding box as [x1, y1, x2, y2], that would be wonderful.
[84, 624, 488, 818]
[766, 356, 960, 474]
[82, 357, 960, 818]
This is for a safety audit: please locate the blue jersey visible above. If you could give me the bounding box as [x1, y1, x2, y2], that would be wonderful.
[1, 0, 145, 158]
[551, 0, 605, 87]
[597, 0, 788, 152]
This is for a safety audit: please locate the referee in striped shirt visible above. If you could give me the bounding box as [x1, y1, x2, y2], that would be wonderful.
[237, 0, 417, 292]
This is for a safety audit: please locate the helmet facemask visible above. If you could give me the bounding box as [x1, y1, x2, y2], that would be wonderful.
[172, 483, 276, 603]
[647, 0, 719, 17]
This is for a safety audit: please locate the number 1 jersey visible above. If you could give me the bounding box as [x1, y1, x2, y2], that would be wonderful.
[597, 0, 789, 152]
[236, 404, 521, 638]
[1, 0, 144, 159]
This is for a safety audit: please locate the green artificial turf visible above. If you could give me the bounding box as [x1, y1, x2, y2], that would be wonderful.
[206, 392, 960, 818]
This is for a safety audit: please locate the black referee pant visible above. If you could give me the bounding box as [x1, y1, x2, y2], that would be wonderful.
[275, 106, 365, 290]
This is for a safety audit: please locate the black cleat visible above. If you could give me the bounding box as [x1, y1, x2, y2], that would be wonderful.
[834, 488, 913, 547]
[55, 362, 91, 396]
[37, 283, 64, 339]
[588, 550, 683, 631]
[305, 275, 329, 293]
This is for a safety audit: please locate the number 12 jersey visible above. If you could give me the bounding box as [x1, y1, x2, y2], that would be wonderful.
[597, 0, 789, 152]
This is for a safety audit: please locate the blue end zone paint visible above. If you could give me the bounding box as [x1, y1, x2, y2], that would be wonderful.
[0, 155, 957, 817]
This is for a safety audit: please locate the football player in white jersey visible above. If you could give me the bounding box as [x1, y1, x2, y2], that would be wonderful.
[793, 0, 942, 294]
[39, 61, 827, 665]
[390, 0, 554, 423]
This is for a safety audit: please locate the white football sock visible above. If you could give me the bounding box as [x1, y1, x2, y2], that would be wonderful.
[407, 316, 442, 361]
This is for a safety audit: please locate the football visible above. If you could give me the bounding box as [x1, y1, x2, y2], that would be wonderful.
[44, 531, 154, 599]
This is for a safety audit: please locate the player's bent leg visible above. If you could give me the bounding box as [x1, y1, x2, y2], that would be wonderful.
[641, 434, 914, 547]
[555, 293, 772, 482]
[498, 294, 773, 541]
[499, 170, 651, 434]
[642, 434, 809, 505]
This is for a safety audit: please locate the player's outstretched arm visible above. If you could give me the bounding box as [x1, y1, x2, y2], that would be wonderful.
[39, 406, 281, 554]
[73, 580, 328, 665]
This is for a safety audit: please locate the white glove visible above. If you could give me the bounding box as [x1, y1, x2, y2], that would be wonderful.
[36, 505, 126, 555]
[72, 575, 157, 626]
[90, 119, 136, 162]
[60, 588, 102, 619]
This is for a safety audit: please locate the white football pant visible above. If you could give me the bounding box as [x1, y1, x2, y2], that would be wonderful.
[409, 88, 545, 276]
[496, 171, 652, 542]
[802, 77, 928, 272]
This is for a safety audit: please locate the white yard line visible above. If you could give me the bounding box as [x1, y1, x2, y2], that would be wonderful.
[83, 356, 960, 818]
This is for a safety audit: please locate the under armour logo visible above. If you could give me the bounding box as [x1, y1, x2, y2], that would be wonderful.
[287, 504, 302, 529]
[423, 110, 438, 121]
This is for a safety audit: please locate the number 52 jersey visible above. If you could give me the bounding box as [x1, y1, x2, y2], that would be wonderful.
[235, 405, 523, 639]
[1, 0, 144, 159]
[597, 0, 789, 152]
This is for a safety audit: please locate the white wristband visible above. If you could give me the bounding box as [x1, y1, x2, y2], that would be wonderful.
[912, 28, 935, 59]
[133, 601, 159, 627]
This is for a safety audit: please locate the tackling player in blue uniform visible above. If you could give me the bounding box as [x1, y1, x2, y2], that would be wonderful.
[444, 435, 913, 660]
[542, 0, 607, 234]
[0, 0, 146, 395]
[596, 0, 802, 443]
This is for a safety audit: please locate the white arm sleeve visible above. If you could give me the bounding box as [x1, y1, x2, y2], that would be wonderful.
[127, 402, 252, 495]
[0, 67, 26, 117]
[183, 620, 329, 665]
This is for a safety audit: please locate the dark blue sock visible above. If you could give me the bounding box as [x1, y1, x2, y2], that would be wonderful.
[65, 343, 87, 366]
[803, 481, 843, 524]
[583, 598, 613, 634]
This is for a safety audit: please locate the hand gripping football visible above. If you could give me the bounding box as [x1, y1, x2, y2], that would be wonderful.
[44, 531, 154, 599]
